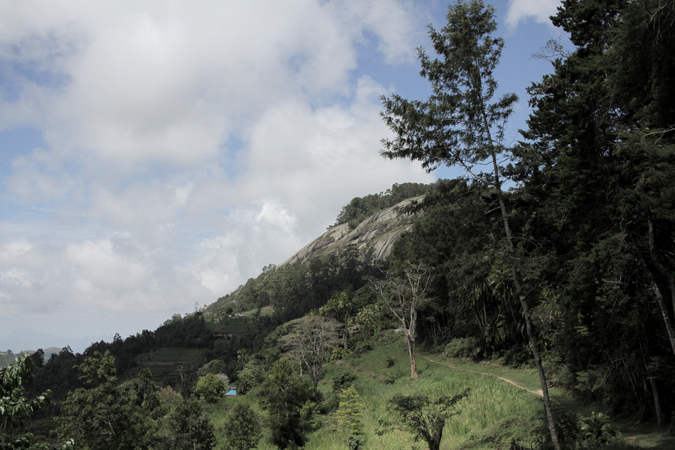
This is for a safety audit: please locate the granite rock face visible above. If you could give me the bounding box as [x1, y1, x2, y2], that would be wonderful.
[283, 196, 422, 266]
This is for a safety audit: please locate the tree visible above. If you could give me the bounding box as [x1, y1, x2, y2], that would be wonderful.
[335, 386, 364, 450]
[389, 390, 469, 450]
[516, 0, 675, 420]
[158, 398, 215, 450]
[222, 402, 261, 450]
[56, 351, 154, 450]
[380, 1, 560, 446]
[281, 316, 342, 389]
[319, 290, 355, 349]
[370, 262, 431, 379]
[0, 355, 73, 449]
[257, 358, 315, 449]
[235, 355, 266, 395]
[195, 373, 226, 404]
[28, 349, 45, 370]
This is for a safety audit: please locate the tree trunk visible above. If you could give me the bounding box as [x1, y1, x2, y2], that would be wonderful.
[409, 307, 419, 379]
[648, 220, 675, 357]
[652, 282, 675, 356]
[649, 377, 663, 425]
[491, 153, 561, 450]
[406, 332, 418, 379]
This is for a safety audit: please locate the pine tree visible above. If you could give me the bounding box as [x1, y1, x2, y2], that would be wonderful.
[380, 1, 560, 446]
[335, 386, 364, 449]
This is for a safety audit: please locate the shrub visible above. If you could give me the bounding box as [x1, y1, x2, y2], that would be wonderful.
[332, 371, 358, 392]
[196, 373, 226, 403]
[443, 337, 482, 360]
[331, 348, 351, 360]
[222, 402, 261, 450]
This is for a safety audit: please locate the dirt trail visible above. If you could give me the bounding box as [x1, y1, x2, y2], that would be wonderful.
[422, 355, 544, 398]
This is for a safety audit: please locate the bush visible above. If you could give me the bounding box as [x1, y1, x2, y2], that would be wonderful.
[331, 348, 351, 360]
[443, 337, 482, 360]
[222, 402, 261, 450]
[332, 371, 358, 392]
[196, 373, 226, 403]
[384, 356, 396, 368]
[534, 407, 581, 450]
[580, 412, 616, 445]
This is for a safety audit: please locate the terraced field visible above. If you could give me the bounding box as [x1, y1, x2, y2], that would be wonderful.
[131, 347, 205, 385]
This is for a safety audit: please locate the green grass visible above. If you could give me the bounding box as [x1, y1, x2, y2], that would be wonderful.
[207, 333, 675, 449]
[311, 334, 544, 449]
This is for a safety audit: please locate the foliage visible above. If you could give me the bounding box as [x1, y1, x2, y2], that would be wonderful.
[380, 1, 584, 446]
[235, 355, 267, 395]
[318, 289, 356, 349]
[443, 337, 483, 361]
[257, 358, 316, 449]
[281, 316, 342, 389]
[197, 359, 227, 378]
[221, 402, 261, 450]
[579, 412, 616, 446]
[156, 386, 183, 414]
[0, 356, 73, 449]
[333, 182, 432, 229]
[512, 0, 675, 421]
[389, 389, 469, 450]
[370, 262, 432, 379]
[195, 374, 226, 404]
[156, 398, 215, 450]
[56, 351, 155, 450]
[335, 386, 364, 449]
[331, 371, 358, 393]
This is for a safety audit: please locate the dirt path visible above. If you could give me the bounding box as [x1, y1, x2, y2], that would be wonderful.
[422, 355, 544, 398]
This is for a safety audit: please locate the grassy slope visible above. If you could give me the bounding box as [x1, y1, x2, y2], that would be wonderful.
[311, 335, 544, 450]
[205, 333, 675, 449]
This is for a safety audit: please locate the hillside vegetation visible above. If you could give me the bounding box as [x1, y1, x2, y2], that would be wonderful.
[4, 1, 675, 449]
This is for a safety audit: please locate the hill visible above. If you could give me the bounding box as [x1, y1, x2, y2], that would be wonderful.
[204, 187, 426, 320]
[16, 177, 675, 449]
[283, 196, 423, 266]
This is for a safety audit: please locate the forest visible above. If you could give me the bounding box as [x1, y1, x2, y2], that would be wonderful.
[2, 0, 675, 448]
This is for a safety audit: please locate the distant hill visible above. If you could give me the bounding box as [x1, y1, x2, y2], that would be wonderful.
[0, 327, 105, 356]
[0, 346, 63, 368]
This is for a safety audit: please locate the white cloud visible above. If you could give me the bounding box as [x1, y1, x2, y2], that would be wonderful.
[505, 0, 560, 28]
[330, 0, 424, 65]
[0, 0, 434, 348]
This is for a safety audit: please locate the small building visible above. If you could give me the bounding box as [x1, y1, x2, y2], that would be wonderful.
[226, 387, 237, 396]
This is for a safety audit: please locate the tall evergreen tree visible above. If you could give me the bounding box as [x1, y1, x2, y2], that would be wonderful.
[380, 1, 560, 446]
[516, 0, 675, 421]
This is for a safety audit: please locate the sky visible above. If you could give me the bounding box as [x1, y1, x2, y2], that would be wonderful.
[0, 0, 567, 352]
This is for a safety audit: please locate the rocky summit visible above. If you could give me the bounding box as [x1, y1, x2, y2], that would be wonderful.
[283, 196, 423, 266]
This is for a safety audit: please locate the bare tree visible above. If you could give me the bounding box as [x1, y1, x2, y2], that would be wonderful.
[282, 316, 342, 389]
[371, 262, 431, 379]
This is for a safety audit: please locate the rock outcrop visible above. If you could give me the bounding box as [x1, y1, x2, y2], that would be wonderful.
[283, 196, 422, 266]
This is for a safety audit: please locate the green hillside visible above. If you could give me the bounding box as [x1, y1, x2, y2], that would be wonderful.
[204, 334, 675, 449]
[4, 0, 675, 449]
